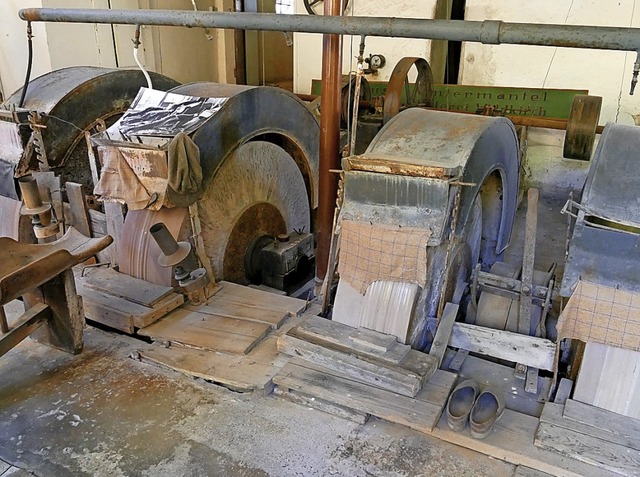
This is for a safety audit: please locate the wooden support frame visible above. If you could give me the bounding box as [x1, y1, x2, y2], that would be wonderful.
[0, 303, 50, 358]
[449, 322, 556, 371]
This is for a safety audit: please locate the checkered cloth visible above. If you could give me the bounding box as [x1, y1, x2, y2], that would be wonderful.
[558, 280, 640, 351]
[337, 220, 431, 294]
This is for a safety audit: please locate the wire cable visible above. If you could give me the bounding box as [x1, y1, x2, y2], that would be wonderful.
[19, 22, 34, 108]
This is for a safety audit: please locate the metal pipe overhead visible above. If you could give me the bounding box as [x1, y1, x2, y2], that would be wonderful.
[18, 8, 640, 52]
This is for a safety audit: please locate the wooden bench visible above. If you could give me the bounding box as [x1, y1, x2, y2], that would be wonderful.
[0, 227, 112, 357]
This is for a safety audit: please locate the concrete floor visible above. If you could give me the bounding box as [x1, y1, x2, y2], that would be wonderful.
[0, 180, 576, 477]
[0, 320, 516, 477]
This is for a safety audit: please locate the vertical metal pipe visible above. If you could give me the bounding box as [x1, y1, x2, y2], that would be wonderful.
[316, 0, 343, 282]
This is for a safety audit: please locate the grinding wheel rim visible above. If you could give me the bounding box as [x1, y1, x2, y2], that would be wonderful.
[198, 140, 311, 284]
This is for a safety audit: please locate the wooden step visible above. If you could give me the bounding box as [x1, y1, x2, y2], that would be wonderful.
[273, 360, 456, 433]
[278, 317, 438, 397]
[76, 278, 183, 334]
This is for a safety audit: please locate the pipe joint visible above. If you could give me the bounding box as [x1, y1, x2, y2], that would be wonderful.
[480, 20, 502, 45]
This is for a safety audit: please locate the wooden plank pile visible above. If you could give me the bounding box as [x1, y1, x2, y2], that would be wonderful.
[137, 281, 309, 393]
[273, 315, 456, 432]
[75, 267, 184, 334]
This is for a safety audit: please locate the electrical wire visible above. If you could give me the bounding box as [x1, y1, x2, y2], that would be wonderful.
[19, 22, 34, 108]
[133, 24, 153, 89]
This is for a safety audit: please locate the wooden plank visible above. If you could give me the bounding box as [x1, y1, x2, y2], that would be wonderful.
[216, 281, 306, 315]
[138, 315, 302, 394]
[574, 342, 640, 418]
[272, 386, 369, 425]
[277, 334, 436, 397]
[431, 408, 618, 477]
[449, 322, 556, 371]
[535, 421, 640, 476]
[184, 280, 306, 329]
[66, 182, 92, 237]
[184, 299, 288, 329]
[84, 267, 174, 307]
[448, 348, 469, 371]
[563, 399, 640, 451]
[88, 209, 108, 236]
[513, 466, 554, 477]
[290, 315, 410, 365]
[77, 280, 183, 333]
[349, 327, 397, 352]
[0, 303, 49, 358]
[131, 293, 185, 329]
[429, 302, 459, 366]
[272, 361, 448, 433]
[519, 188, 538, 336]
[139, 308, 271, 355]
[554, 378, 573, 405]
[541, 402, 640, 452]
[104, 201, 124, 268]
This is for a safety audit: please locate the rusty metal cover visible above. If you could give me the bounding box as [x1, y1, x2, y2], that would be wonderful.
[561, 122, 640, 296]
[171, 83, 319, 210]
[360, 108, 520, 254]
[581, 122, 640, 226]
[3, 67, 179, 189]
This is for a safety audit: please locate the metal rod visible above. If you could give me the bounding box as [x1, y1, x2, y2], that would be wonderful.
[316, 0, 343, 282]
[18, 9, 640, 52]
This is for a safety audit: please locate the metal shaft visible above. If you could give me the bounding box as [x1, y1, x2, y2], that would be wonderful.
[316, 0, 342, 281]
[18, 9, 640, 52]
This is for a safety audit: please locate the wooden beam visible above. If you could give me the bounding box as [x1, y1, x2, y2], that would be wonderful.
[449, 322, 556, 371]
[290, 315, 410, 365]
[0, 303, 49, 358]
[535, 420, 640, 476]
[429, 302, 459, 367]
[277, 334, 436, 397]
[66, 182, 92, 237]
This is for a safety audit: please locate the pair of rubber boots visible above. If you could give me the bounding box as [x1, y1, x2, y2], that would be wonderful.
[446, 380, 505, 439]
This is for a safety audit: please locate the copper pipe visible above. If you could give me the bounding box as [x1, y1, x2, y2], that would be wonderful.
[316, 0, 343, 282]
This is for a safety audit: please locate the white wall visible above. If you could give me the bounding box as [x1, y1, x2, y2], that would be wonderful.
[293, 0, 441, 94]
[462, 1, 640, 196]
[462, 0, 640, 125]
[0, 0, 236, 99]
[0, 0, 52, 98]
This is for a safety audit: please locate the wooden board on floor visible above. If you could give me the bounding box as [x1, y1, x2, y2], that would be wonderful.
[540, 403, 640, 452]
[83, 267, 174, 307]
[289, 315, 411, 365]
[138, 315, 303, 394]
[139, 308, 271, 355]
[277, 333, 436, 397]
[272, 386, 369, 425]
[431, 408, 618, 477]
[443, 349, 548, 417]
[562, 399, 640, 451]
[185, 280, 307, 329]
[77, 280, 184, 333]
[573, 342, 640, 418]
[272, 360, 456, 434]
[535, 421, 640, 476]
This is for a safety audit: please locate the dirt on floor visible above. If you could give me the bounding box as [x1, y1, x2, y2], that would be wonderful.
[0, 324, 514, 477]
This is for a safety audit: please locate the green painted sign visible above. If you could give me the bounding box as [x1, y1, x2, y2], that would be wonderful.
[311, 80, 587, 119]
